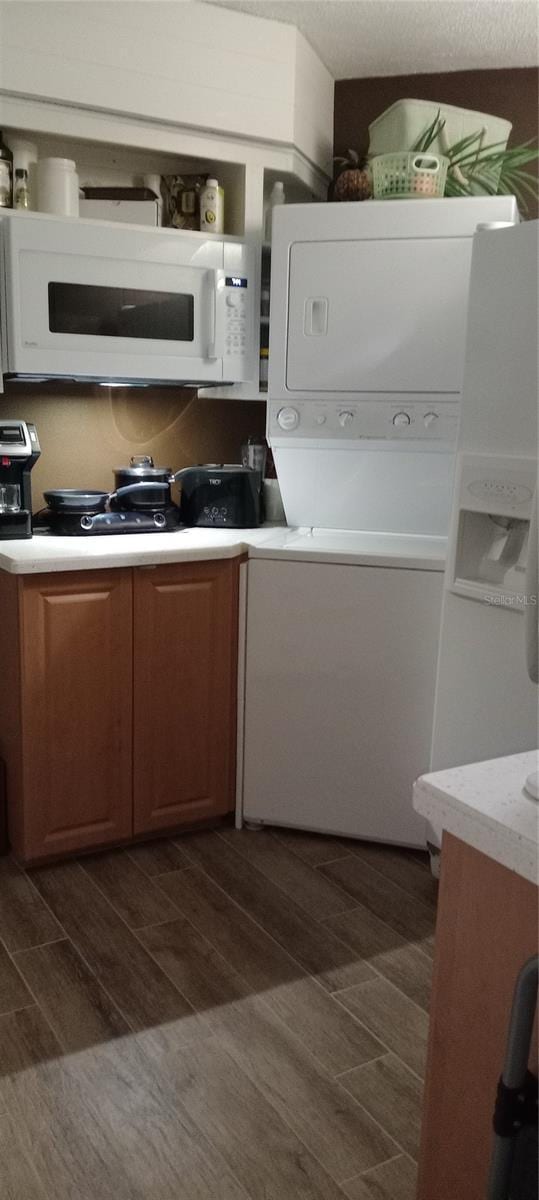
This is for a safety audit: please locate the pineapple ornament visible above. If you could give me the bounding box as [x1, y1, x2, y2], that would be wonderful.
[332, 150, 372, 202]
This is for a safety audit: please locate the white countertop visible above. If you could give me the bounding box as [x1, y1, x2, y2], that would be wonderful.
[0, 527, 277, 574]
[0, 525, 447, 574]
[414, 751, 539, 884]
[249, 527, 447, 570]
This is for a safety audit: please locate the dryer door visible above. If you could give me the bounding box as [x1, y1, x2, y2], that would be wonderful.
[286, 237, 472, 396]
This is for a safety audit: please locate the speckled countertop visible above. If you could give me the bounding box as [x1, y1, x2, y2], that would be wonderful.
[414, 751, 539, 884]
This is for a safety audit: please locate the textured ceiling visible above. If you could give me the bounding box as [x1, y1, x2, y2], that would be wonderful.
[201, 0, 539, 80]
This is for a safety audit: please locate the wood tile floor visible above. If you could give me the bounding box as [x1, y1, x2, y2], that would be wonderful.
[0, 827, 437, 1200]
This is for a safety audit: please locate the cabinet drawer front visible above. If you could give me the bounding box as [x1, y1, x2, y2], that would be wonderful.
[133, 559, 238, 833]
[20, 569, 133, 860]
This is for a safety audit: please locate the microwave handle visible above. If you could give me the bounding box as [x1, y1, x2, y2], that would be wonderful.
[208, 269, 226, 360]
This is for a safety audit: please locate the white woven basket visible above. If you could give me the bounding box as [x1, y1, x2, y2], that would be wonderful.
[372, 152, 449, 200]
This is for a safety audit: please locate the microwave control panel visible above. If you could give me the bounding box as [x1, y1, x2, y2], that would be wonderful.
[224, 276, 249, 360]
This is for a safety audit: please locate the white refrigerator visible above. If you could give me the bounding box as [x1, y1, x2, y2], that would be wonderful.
[429, 220, 539, 854]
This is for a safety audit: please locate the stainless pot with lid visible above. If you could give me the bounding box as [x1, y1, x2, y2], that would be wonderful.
[113, 456, 174, 509]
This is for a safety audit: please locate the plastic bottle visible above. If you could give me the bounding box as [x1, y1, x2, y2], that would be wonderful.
[14, 168, 29, 210]
[0, 131, 13, 208]
[6, 138, 37, 209]
[200, 178, 224, 234]
[265, 181, 285, 241]
[37, 157, 79, 217]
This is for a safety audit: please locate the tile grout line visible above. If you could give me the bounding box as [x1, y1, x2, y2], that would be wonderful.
[216, 828, 362, 920]
[8, 922, 137, 1050]
[11, 935, 70, 957]
[77, 855, 186, 929]
[125, 846, 195, 880]
[316, 851, 437, 921]
[155, 855, 428, 1060]
[334, 1049, 426, 1088]
[212, 1030, 405, 1192]
[319, 894, 435, 967]
[139, 876, 399, 1084]
[154, 860, 318, 984]
[216, 832, 435, 973]
[334, 1073, 419, 1167]
[269, 827, 352, 869]
[25, 860, 188, 1040]
[333, 969, 434, 1026]
[339, 1151, 408, 1186]
[0, 1000, 41, 1019]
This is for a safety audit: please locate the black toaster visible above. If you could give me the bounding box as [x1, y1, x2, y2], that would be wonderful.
[176, 465, 262, 528]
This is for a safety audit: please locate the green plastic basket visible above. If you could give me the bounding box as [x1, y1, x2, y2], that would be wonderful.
[372, 152, 449, 200]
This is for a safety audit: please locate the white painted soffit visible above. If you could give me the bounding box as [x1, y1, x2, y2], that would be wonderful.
[200, 0, 539, 80]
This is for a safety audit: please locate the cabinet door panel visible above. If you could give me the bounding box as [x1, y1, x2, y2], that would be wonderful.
[133, 560, 238, 834]
[20, 569, 133, 861]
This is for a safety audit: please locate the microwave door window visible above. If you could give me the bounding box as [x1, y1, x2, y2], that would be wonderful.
[48, 283, 194, 342]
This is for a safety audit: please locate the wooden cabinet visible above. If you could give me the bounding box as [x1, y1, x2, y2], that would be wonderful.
[133, 560, 239, 834]
[0, 559, 240, 864]
[418, 834, 538, 1200]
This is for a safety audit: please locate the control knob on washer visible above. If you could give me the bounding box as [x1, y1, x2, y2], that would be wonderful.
[277, 406, 300, 431]
[338, 410, 354, 427]
[423, 411, 439, 429]
[392, 411, 411, 427]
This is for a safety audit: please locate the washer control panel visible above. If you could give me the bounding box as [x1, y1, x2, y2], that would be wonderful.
[269, 400, 459, 444]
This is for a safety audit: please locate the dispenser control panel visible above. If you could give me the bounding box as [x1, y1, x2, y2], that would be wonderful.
[460, 456, 536, 516]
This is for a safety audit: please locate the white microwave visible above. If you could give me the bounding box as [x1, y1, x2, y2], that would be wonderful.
[0, 212, 255, 387]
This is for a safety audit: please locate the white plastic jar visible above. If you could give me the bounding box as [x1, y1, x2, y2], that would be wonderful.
[37, 157, 79, 217]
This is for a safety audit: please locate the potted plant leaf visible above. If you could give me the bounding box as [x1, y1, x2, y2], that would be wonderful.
[412, 111, 538, 213]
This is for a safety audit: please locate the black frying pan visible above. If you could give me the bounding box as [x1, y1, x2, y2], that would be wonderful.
[44, 482, 170, 514]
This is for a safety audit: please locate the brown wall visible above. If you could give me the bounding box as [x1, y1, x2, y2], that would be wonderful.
[0, 384, 265, 510]
[335, 67, 538, 217]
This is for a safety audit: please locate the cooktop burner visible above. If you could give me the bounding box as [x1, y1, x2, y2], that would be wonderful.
[35, 507, 183, 537]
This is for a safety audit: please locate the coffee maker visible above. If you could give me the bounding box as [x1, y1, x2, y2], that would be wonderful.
[0, 420, 41, 539]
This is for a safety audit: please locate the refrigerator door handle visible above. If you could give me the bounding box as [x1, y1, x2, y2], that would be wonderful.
[524, 488, 538, 683]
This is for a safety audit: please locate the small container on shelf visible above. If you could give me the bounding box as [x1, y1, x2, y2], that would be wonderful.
[259, 347, 269, 390]
[37, 157, 79, 217]
[0, 130, 13, 208]
[14, 168, 30, 210]
[199, 177, 224, 233]
[265, 180, 285, 241]
[6, 137, 37, 208]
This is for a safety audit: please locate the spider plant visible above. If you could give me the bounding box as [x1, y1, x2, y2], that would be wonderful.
[443, 133, 539, 212]
[411, 111, 446, 154]
[411, 112, 538, 213]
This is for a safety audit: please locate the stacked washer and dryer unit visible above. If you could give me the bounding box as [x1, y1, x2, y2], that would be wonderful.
[241, 196, 518, 847]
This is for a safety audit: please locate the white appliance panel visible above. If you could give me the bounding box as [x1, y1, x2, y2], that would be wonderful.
[430, 222, 538, 806]
[286, 237, 471, 395]
[273, 444, 455, 534]
[243, 558, 443, 845]
[431, 591, 538, 771]
[269, 195, 518, 404]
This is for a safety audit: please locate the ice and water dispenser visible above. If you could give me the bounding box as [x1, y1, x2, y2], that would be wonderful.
[449, 455, 536, 610]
